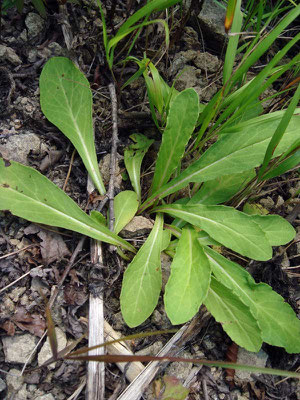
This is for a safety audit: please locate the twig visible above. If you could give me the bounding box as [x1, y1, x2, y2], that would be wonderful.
[63, 149, 76, 191]
[202, 378, 209, 400]
[0, 244, 38, 260]
[0, 265, 44, 295]
[107, 82, 119, 231]
[48, 237, 86, 308]
[58, 4, 74, 51]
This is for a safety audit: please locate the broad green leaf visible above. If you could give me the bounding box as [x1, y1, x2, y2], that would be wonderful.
[164, 228, 211, 324]
[0, 159, 134, 252]
[150, 89, 199, 194]
[120, 214, 164, 327]
[114, 191, 139, 234]
[124, 134, 154, 202]
[204, 247, 300, 353]
[140, 110, 300, 212]
[249, 215, 295, 246]
[204, 277, 262, 352]
[153, 204, 272, 261]
[39, 57, 106, 195]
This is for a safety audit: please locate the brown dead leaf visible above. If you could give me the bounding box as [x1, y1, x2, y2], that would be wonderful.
[0, 320, 15, 335]
[12, 306, 46, 337]
[37, 230, 71, 265]
[64, 284, 87, 306]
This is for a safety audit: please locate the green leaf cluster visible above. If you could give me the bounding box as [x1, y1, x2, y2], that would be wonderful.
[0, 1, 299, 355]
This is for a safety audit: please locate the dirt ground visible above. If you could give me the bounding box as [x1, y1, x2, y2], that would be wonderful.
[0, 1, 299, 399]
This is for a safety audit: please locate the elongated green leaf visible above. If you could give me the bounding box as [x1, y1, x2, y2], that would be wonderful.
[120, 214, 164, 327]
[204, 277, 262, 352]
[262, 149, 300, 180]
[223, 0, 242, 82]
[114, 191, 139, 234]
[224, 0, 238, 33]
[153, 204, 272, 261]
[189, 170, 255, 206]
[31, 0, 46, 17]
[258, 81, 300, 179]
[39, 57, 105, 195]
[204, 247, 300, 353]
[113, 0, 180, 37]
[164, 228, 211, 324]
[150, 89, 199, 194]
[124, 134, 154, 202]
[0, 159, 134, 252]
[140, 110, 300, 212]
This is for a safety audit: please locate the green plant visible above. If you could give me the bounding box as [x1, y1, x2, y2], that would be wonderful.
[1, 1, 300, 355]
[1, 0, 47, 17]
[96, 0, 181, 70]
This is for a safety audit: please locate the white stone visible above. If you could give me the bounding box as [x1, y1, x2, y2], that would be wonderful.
[235, 348, 268, 382]
[0, 45, 22, 65]
[34, 394, 55, 400]
[121, 216, 154, 238]
[6, 369, 28, 400]
[25, 13, 46, 40]
[2, 334, 38, 364]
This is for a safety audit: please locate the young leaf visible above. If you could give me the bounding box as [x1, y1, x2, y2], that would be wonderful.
[204, 277, 263, 352]
[164, 227, 211, 324]
[39, 57, 106, 195]
[0, 159, 135, 252]
[113, 191, 139, 234]
[124, 133, 154, 202]
[140, 110, 300, 212]
[150, 88, 200, 194]
[204, 247, 300, 353]
[120, 214, 164, 327]
[153, 204, 272, 261]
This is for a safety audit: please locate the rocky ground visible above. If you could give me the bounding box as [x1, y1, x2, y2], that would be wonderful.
[0, 1, 299, 399]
